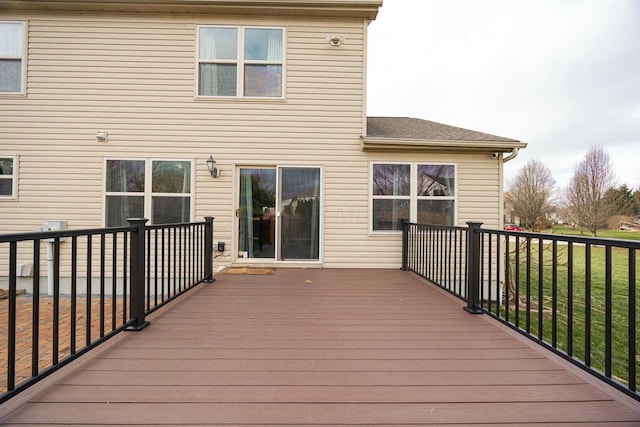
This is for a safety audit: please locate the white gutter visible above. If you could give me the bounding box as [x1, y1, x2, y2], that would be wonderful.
[503, 147, 520, 163]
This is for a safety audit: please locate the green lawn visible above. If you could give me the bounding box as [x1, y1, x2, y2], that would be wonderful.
[496, 240, 639, 389]
[546, 225, 640, 241]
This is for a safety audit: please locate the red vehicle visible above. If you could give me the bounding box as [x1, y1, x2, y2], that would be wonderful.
[504, 224, 522, 231]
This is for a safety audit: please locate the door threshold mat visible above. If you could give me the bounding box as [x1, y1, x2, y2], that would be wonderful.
[222, 267, 276, 275]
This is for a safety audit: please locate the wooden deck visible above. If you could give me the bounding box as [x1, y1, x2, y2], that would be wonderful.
[1, 268, 640, 425]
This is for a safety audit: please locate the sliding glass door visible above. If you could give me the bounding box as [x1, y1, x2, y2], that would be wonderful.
[278, 167, 321, 260]
[237, 166, 321, 262]
[238, 168, 276, 259]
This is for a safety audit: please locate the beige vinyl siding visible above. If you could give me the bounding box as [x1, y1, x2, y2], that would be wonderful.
[322, 152, 501, 268]
[0, 12, 366, 261]
[0, 9, 504, 271]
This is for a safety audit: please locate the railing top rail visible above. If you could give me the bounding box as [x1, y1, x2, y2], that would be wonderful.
[481, 228, 640, 249]
[0, 226, 133, 244]
[0, 218, 214, 243]
[145, 220, 208, 231]
[405, 221, 469, 232]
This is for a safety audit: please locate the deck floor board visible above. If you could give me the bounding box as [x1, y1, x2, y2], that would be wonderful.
[2, 268, 639, 425]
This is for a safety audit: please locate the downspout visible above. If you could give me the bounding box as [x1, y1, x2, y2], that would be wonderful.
[503, 147, 520, 163]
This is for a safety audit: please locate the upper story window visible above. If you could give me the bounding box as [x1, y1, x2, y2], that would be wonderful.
[371, 162, 456, 232]
[0, 156, 17, 199]
[105, 159, 193, 227]
[197, 26, 284, 98]
[0, 22, 25, 94]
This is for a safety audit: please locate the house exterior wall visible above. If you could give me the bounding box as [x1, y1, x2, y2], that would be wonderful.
[0, 7, 503, 270]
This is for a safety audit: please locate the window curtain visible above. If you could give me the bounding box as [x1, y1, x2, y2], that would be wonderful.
[266, 30, 282, 61]
[181, 162, 189, 222]
[199, 31, 218, 96]
[0, 23, 23, 92]
[239, 172, 254, 257]
[309, 173, 319, 259]
[266, 30, 282, 95]
[118, 161, 130, 224]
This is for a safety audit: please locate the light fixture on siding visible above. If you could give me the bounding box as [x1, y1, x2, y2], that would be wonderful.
[326, 36, 345, 46]
[206, 155, 219, 178]
[96, 131, 108, 142]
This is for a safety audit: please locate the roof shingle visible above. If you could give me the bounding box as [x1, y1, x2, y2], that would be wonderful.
[366, 117, 520, 142]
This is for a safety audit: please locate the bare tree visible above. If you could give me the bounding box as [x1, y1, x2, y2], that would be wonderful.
[563, 145, 616, 236]
[505, 159, 555, 231]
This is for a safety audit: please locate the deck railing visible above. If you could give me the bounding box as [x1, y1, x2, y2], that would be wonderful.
[0, 217, 214, 403]
[402, 220, 640, 401]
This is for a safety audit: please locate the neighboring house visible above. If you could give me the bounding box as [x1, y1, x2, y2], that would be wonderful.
[0, 0, 526, 269]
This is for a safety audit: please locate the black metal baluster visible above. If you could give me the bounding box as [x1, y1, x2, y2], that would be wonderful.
[112, 233, 117, 331]
[496, 233, 501, 317]
[7, 242, 17, 391]
[480, 233, 485, 306]
[552, 240, 558, 347]
[567, 242, 574, 357]
[487, 233, 493, 313]
[605, 245, 613, 378]
[538, 238, 543, 340]
[31, 240, 41, 377]
[70, 236, 77, 355]
[52, 238, 60, 365]
[585, 243, 592, 367]
[122, 232, 128, 324]
[514, 235, 520, 327]
[525, 236, 531, 333]
[154, 228, 159, 308]
[161, 228, 166, 302]
[147, 229, 152, 311]
[173, 226, 177, 297]
[629, 248, 636, 392]
[100, 234, 106, 338]
[86, 235, 92, 347]
[504, 234, 510, 323]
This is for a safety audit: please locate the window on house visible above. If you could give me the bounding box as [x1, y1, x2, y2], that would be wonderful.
[198, 26, 284, 97]
[0, 156, 17, 198]
[371, 162, 456, 231]
[105, 159, 192, 227]
[0, 22, 25, 93]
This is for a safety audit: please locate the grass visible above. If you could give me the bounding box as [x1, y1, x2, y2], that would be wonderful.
[546, 225, 640, 241]
[493, 240, 639, 389]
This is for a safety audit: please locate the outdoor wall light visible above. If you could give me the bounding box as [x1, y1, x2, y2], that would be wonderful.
[326, 35, 345, 46]
[96, 131, 108, 142]
[206, 155, 219, 178]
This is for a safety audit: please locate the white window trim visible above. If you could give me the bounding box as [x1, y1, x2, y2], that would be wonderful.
[0, 21, 27, 96]
[195, 25, 286, 99]
[0, 154, 18, 200]
[103, 158, 195, 226]
[369, 161, 458, 234]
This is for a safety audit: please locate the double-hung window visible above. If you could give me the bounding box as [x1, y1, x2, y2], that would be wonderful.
[105, 159, 193, 227]
[0, 156, 17, 199]
[0, 21, 25, 94]
[198, 26, 284, 97]
[371, 162, 456, 231]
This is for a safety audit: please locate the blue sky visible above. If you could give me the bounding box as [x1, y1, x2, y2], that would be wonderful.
[367, 0, 640, 191]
